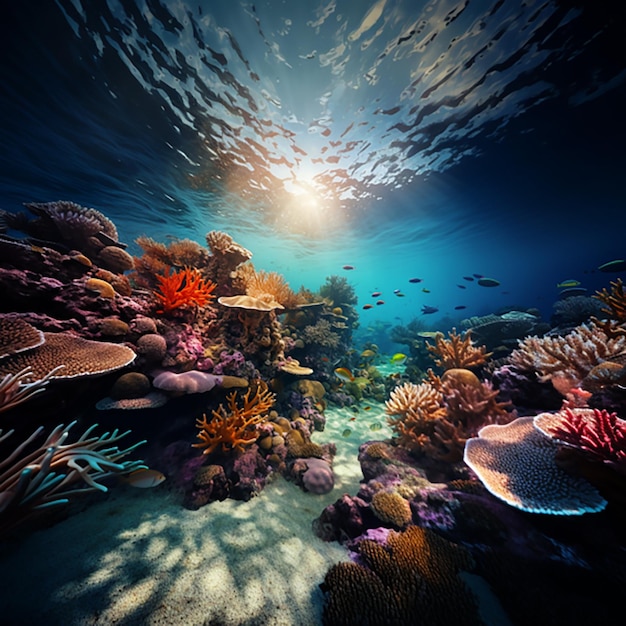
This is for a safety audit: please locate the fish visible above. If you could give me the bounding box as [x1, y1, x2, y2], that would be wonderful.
[454, 305, 466, 310]
[408, 277, 422, 283]
[395, 292, 405, 297]
[342, 265, 355, 270]
[457, 284, 466, 289]
[598, 259, 626, 272]
[417, 331, 441, 339]
[422, 288, 430, 293]
[122, 468, 166, 488]
[369, 422, 383, 431]
[334, 367, 355, 382]
[360, 349, 376, 358]
[421, 305, 439, 314]
[559, 287, 588, 298]
[473, 273, 484, 278]
[477, 277, 500, 287]
[363, 406, 372, 411]
[371, 291, 382, 297]
[362, 304, 373, 309]
[556, 279, 581, 289]
[342, 428, 352, 437]
[376, 299, 385, 305]
[390, 353, 407, 364]
[463, 276, 474, 281]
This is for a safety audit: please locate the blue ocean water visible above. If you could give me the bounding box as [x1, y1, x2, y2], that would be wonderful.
[1, 0, 625, 328]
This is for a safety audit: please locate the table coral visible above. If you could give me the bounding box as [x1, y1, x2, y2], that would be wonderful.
[463, 417, 607, 515]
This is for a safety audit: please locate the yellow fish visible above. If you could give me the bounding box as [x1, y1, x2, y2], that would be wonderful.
[556, 279, 581, 289]
[390, 353, 407, 365]
[123, 469, 166, 488]
[334, 367, 355, 382]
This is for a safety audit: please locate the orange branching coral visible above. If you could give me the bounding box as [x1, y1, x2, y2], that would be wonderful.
[594, 278, 626, 321]
[193, 381, 276, 455]
[426, 328, 492, 370]
[154, 267, 216, 314]
[385, 381, 447, 453]
[385, 370, 513, 462]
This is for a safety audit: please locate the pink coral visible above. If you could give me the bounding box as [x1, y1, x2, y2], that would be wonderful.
[534, 408, 626, 472]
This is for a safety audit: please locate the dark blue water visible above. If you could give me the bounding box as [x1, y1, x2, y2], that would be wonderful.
[1, 0, 625, 328]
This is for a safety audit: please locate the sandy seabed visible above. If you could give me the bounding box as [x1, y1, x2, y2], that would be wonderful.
[0, 402, 393, 625]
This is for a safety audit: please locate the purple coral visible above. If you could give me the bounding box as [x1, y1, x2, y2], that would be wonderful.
[301, 457, 334, 494]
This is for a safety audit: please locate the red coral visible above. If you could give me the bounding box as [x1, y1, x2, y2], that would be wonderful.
[537, 408, 626, 471]
[154, 267, 216, 314]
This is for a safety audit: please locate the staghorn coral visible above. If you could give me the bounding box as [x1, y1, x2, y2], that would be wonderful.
[534, 407, 626, 472]
[427, 328, 492, 370]
[193, 381, 275, 456]
[385, 381, 446, 454]
[593, 278, 626, 321]
[463, 417, 606, 515]
[154, 267, 216, 314]
[509, 320, 626, 384]
[0, 421, 146, 537]
[386, 371, 513, 463]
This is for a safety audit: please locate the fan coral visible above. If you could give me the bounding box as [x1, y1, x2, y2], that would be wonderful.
[427, 328, 492, 370]
[193, 381, 275, 456]
[239, 264, 304, 309]
[593, 278, 626, 321]
[509, 320, 626, 384]
[319, 275, 357, 306]
[534, 407, 626, 472]
[154, 267, 216, 314]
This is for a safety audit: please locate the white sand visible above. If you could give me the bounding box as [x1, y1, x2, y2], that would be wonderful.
[0, 402, 393, 625]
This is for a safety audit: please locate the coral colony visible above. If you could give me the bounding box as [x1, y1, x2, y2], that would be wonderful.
[1, 200, 626, 623]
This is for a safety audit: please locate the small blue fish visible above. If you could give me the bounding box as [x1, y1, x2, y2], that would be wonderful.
[371, 291, 382, 297]
[454, 305, 466, 310]
[473, 273, 483, 278]
[342, 265, 355, 270]
[395, 292, 405, 297]
[457, 284, 466, 289]
[421, 305, 439, 315]
[408, 277, 422, 283]
[463, 276, 474, 281]
[393, 289, 401, 294]
[422, 288, 430, 293]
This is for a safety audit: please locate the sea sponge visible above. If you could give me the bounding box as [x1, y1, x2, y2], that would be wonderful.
[136, 333, 167, 362]
[85, 277, 116, 299]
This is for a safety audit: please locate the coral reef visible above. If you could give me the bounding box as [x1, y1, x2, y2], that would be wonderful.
[193, 381, 275, 456]
[154, 267, 216, 314]
[594, 278, 626, 321]
[426, 328, 492, 370]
